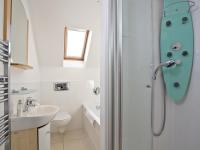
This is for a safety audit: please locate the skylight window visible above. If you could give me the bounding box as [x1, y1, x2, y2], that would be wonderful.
[64, 27, 90, 61]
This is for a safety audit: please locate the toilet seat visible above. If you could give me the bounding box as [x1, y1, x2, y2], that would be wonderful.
[53, 112, 71, 121]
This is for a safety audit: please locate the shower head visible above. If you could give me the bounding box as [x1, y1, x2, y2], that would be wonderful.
[165, 60, 176, 68]
[152, 60, 181, 80]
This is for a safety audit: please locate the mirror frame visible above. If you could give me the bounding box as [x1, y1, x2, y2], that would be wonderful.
[3, 0, 11, 41]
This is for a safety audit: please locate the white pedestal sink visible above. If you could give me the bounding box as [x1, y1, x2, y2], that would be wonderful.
[11, 105, 60, 131]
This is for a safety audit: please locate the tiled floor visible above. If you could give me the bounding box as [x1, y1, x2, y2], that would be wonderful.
[51, 129, 95, 150]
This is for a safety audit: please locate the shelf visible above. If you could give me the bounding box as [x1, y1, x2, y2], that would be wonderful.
[11, 89, 37, 95]
[11, 63, 33, 70]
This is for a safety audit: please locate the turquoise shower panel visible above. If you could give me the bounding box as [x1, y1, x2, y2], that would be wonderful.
[160, 0, 194, 102]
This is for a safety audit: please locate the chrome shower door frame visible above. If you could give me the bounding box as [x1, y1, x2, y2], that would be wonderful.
[101, 0, 122, 150]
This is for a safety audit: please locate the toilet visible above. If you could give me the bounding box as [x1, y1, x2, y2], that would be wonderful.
[51, 112, 72, 133]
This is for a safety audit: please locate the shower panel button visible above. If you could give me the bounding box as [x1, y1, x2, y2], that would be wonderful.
[182, 17, 189, 24]
[174, 82, 180, 88]
[166, 20, 172, 27]
[167, 52, 173, 58]
[182, 51, 188, 56]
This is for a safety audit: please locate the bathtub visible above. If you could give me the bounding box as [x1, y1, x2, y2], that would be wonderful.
[83, 100, 101, 150]
[83, 101, 100, 125]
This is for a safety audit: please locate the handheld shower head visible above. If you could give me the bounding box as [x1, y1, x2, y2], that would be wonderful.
[165, 60, 176, 68]
[152, 60, 181, 80]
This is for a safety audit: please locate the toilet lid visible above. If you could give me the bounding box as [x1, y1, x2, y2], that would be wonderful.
[53, 112, 71, 121]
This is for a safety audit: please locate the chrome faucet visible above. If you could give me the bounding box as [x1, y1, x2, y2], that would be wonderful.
[23, 97, 37, 112]
[152, 60, 181, 80]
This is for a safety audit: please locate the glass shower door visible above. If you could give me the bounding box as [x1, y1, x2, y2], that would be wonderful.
[102, 0, 153, 150]
[121, 0, 152, 150]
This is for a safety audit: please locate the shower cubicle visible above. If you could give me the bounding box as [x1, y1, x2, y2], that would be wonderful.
[102, 0, 200, 150]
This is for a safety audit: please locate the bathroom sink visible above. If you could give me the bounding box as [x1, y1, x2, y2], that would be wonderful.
[11, 105, 60, 131]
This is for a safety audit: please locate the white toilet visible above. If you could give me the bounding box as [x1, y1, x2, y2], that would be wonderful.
[51, 112, 72, 133]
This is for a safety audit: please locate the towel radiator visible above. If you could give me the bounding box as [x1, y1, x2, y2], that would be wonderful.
[0, 39, 10, 150]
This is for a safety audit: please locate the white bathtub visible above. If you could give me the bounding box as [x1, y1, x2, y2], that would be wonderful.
[83, 100, 101, 150]
[83, 101, 100, 125]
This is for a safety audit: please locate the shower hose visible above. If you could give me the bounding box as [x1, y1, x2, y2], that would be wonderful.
[151, 77, 166, 137]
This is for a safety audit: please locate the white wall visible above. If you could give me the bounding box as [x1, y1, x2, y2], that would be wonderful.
[10, 0, 40, 114]
[152, 1, 200, 150]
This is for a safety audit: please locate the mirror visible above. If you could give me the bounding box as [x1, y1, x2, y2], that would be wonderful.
[11, 0, 29, 66]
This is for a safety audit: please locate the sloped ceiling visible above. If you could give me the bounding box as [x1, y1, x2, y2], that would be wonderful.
[26, 0, 101, 67]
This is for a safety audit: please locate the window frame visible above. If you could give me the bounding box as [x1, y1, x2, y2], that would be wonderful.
[64, 27, 90, 61]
